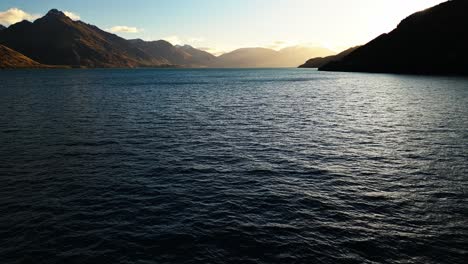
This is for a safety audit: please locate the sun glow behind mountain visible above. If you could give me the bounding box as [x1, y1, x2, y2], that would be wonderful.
[0, 0, 447, 53]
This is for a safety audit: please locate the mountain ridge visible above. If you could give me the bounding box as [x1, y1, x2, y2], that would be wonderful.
[177, 44, 217, 66]
[210, 46, 335, 68]
[299, 46, 360, 68]
[128, 39, 216, 67]
[0, 9, 168, 67]
[1, 8, 336, 69]
[319, 0, 468, 75]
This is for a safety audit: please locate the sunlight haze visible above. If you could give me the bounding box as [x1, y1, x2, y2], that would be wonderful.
[0, 0, 447, 53]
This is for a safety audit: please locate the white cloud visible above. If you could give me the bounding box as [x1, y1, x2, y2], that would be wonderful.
[108, 26, 142, 33]
[64, 11, 80, 21]
[164, 35, 206, 46]
[0, 8, 40, 25]
[163, 35, 183, 45]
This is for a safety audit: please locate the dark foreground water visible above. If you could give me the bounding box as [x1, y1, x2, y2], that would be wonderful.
[0, 69, 467, 264]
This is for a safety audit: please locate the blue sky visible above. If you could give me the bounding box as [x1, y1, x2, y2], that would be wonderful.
[0, 0, 446, 54]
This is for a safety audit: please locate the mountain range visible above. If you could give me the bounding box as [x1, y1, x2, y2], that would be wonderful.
[128, 39, 217, 67]
[0, 9, 333, 69]
[211, 46, 334, 68]
[0, 9, 167, 68]
[315, 0, 468, 75]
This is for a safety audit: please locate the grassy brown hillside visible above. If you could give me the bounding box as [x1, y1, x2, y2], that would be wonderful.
[0, 44, 49, 68]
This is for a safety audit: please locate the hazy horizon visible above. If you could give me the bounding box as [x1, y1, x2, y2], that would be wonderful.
[0, 0, 446, 55]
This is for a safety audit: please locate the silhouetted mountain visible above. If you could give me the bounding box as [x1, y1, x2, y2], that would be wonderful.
[0, 9, 166, 67]
[0, 44, 52, 68]
[320, 0, 468, 75]
[299, 46, 360, 68]
[0, 25, 5, 31]
[210, 46, 335, 68]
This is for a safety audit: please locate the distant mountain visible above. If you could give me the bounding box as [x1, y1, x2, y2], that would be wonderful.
[0, 8, 335, 69]
[0, 9, 166, 67]
[129, 40, 215, 66]
[279, 46, 335, 67]
[299, 46, 360, 68]
[210, 46, 335, 68]
[0, 9, 218, 68]
[211, 48, 278, 68]
[129, 39, 183, 65]
[177, 44, 217, 66]
[0, 25, 5, 31]
[320, 0, 468, 75]
[0, 44, 51, 68]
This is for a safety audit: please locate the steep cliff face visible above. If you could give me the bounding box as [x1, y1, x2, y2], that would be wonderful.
[320, 0, 468, 75]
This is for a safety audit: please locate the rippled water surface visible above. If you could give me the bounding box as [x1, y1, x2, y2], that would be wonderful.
[1, 69, 467, 264]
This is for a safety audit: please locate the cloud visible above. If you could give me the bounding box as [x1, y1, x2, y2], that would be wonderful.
[0, 8, 80, 26]
[108, 26, 142, 33]
[0, 8, 40, 25]
[64, 11, 80, 21]
[164, 35, 206, 46]
[163, 35, 183, 45]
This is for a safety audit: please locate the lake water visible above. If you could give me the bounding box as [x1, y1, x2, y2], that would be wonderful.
[0, 69, 467, 264]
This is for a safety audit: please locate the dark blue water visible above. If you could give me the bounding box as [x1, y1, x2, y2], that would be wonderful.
[0, 69, 467, 264]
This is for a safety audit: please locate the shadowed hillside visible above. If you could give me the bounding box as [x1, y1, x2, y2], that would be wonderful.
[0, 9, 166, 68]
[0, 44, 54, 68]
[320, 0, 468, 75]
[0, 25, 5, 31]
[299, 46, 360, 68]
[129, 40, 216, 67]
